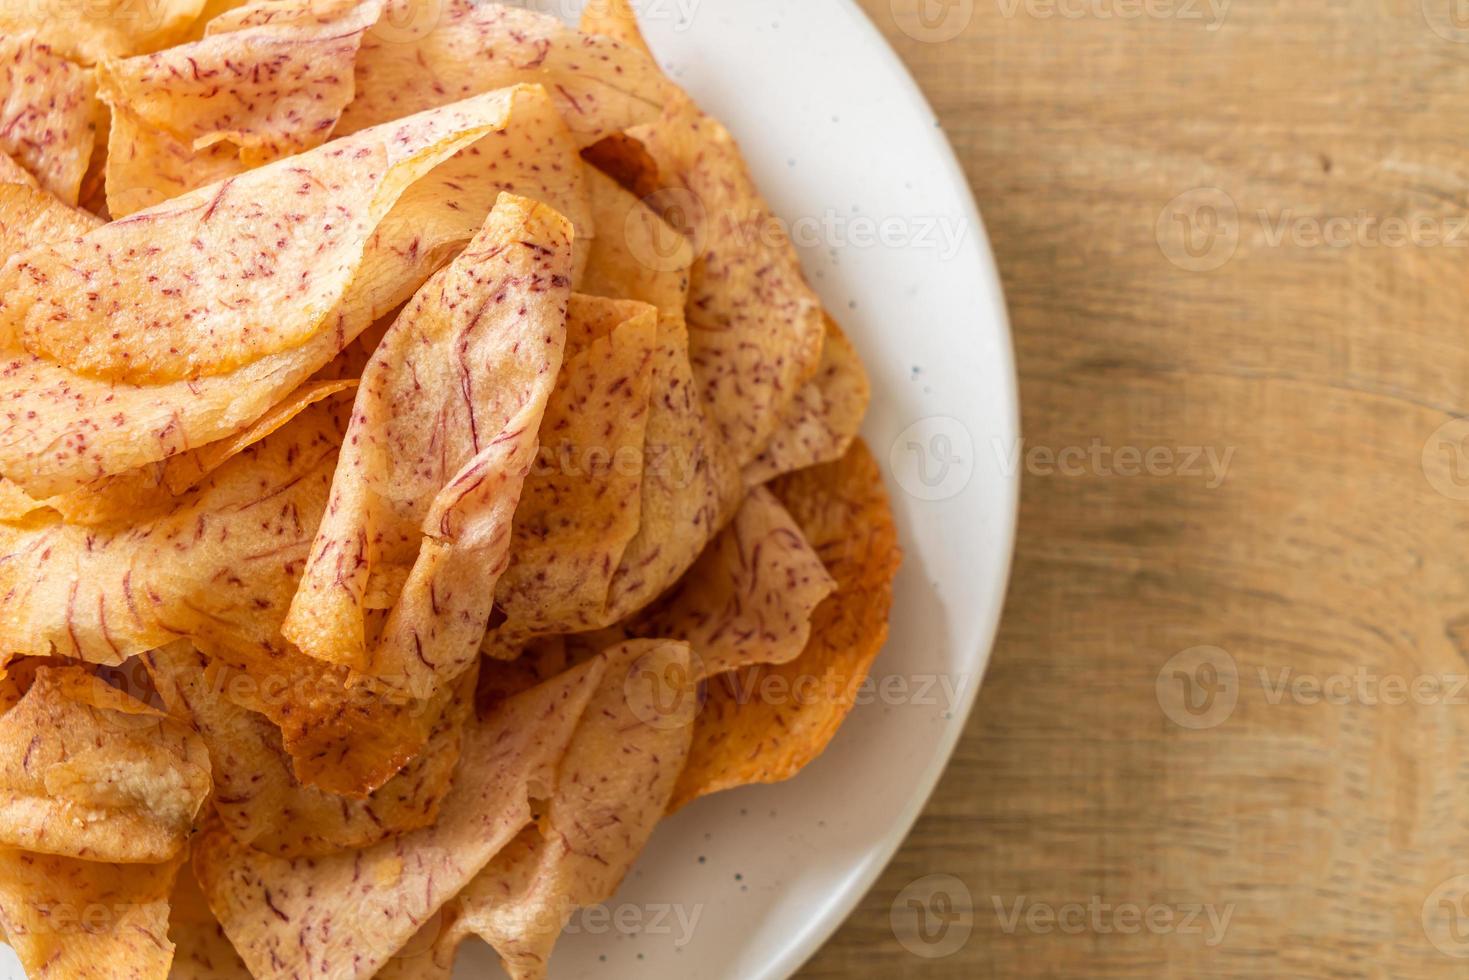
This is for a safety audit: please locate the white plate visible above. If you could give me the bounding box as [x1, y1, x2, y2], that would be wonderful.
[0, 2, 1016, 978]
[467, 0, 1020, 977]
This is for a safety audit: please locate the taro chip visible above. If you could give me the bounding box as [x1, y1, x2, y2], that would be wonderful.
[0, 0, 210, 63]
[282, 193, 573, 695]
[0, 85, 585, 499]
[406, 640, 697, 979]
[0, 33, 100, 204]
[671, 439, 901, 809]
[0, 848, 184, 979]
[341, 0, 670, 144]
[578, 0, 652, 56]
[98, 0, 386, 216]
[170, 864, 251, 979]
[0, 399, 478, 798]
[622, 486, 836, 679]
[589, 0, 828, 466]
[0, 666, 211, 862]
[0, 169, 99, 265]
[743, 314, 870, 487]
[144, 642, 474, 857]
[485, 168, 742, 650]
[494, 295, 659, 634]
[193, 654, 607, 980]
[637, 91, 827, 468]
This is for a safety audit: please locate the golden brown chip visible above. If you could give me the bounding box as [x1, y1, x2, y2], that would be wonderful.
[194, 654, 606, 980]
[169, 864, 250, 979]
[578, 0, 653, 58]
[742, 313, 871, 487]
[0, 848, 183, 979]
[0, 0, 210, 63]
[493, 294, 658, 635]
[580, 131, 660, 199]
[0, 398, 464, 798]
[160, 379, 356, 495]
[144, 642, 473, 857]
[0, 143, 102, 279]
[587, 2, 828, 467]
[0, 85, 572, 499]
[635, 91, 826, 468]
[98, 0, 384, 216]
[437, 639, 695, 980]
[0, 666, 210, 863]
[670, 439, 901, 809]
[0, 33, 100, 204]
[619, 486, 836, 679]
[282, 193, 573, 698]
[340, 0, 670, 144]
[485, 168, 742, 652]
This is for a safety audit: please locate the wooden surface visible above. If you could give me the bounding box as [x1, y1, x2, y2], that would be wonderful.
[800, 0, 1469, 976]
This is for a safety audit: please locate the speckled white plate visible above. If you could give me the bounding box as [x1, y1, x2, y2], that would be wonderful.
[0, 2, 1016, 978]
[477, 0, 1020, 977]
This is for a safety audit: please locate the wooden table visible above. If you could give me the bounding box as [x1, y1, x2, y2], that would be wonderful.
[801, 0, 1469, 975]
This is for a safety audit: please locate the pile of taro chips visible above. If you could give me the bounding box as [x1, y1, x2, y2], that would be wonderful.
[0, 0, 900, 975]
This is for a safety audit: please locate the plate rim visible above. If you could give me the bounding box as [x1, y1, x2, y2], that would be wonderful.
[754, 3, 1020, 976]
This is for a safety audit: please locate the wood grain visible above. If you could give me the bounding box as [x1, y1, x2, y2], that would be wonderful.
[799, 0, 1469, 975]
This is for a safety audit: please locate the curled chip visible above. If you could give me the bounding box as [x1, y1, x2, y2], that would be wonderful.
[615, 486, 837, 679]
[494, 294, 660, 635]
[341, 0, 670, 145]
[0, 33, 100, 204]
[0, 0, 210, 63]
[98, 0, 386, 216]
[169, 864, 251, 979]
[194, 653, 606, 980]
[743, 314, 871, 487]
[144, 643, 474, 857]
[487, 169, 743, 649]
[0, 666, 211, 863]
[0, 847, 184, 979]
[581, 0, 830, 467]
[671, 440, 901, 809]
[283, 193, 573, 696]
[0, 84, 589, 498]
[409, 640, 696, 980]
